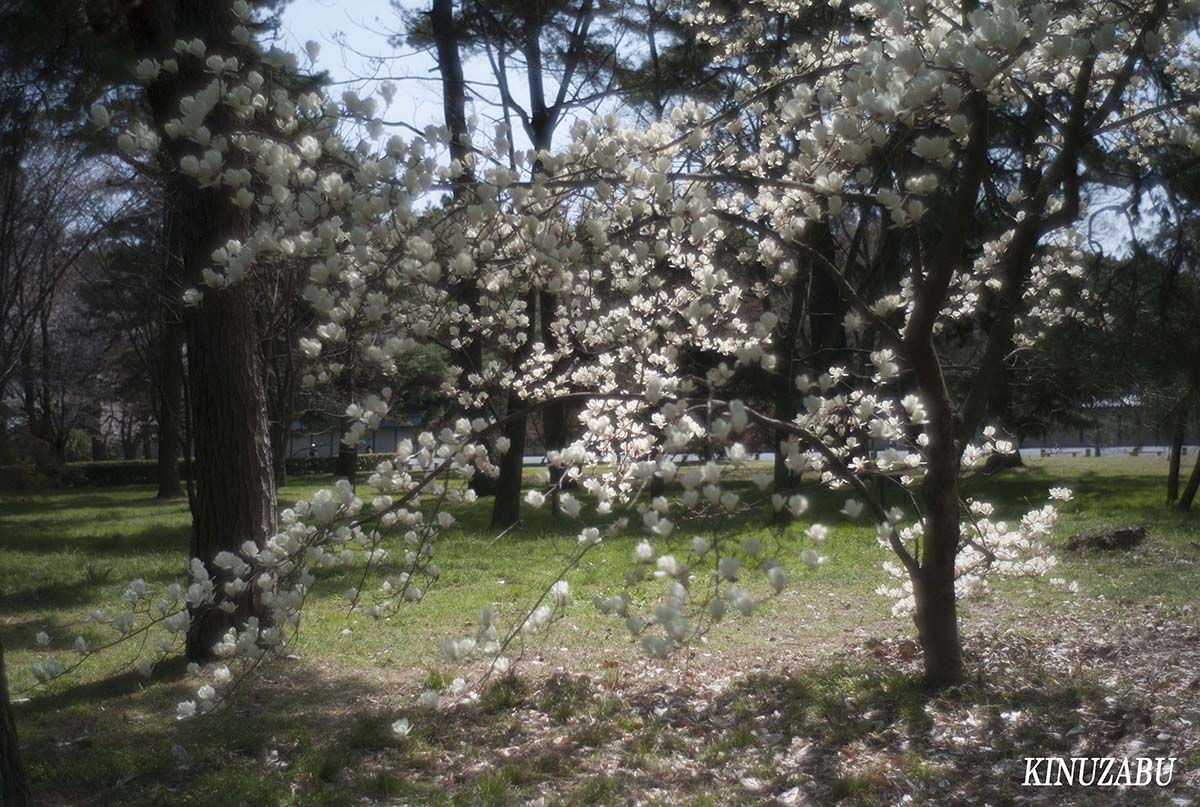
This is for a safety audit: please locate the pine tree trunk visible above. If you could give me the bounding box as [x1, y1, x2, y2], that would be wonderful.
[542, 401, 567, 515]
[771, 312, 800, 495]
[540, 290, 567, 515]
[270, 385, 294, 489]
[156, 317, 185, 499]
[1178, 449, 1200, 512]
[335, 415, 358, 485]
[486, 8, 586, 527]
[432, 0, 493, 502]
[0, 639, 29, 807]
[19, 345, 36, 443]
[183, 284, 277, 660]
[269, 328, 299, 489]
[490, 286, 539, 529]
[1168, 401, 1187, 504]
[129, 0, 277, 662]
[771, 260, 806, 520]
[38, 310, 57, 460]
[491, 391, 528, 529]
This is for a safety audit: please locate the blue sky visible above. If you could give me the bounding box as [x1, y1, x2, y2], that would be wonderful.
[280, 0, 448, 130]
[278, 0, 616, 156]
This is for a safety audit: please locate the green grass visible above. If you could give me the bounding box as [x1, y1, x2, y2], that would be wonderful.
[2, 456, 1199, 805]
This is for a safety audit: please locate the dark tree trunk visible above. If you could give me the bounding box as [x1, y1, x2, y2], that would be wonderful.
[914, 445, 966, 687]
[0, 639, 29, 807]
[432, 0, 491, 502]
[911, 557, 963, 688]
[120, 425, 135, 460]
[431, 0, 469, 172]
[492, 291, 540, 528]
[910, 340, 967, 688]
[1178, 449, 1200, 511]
[771, 267, 805, 510]
[540, 290, 568, 515]
[183, 284, 277, 660]
[181, 365, 197, 509]
[542, 398, 567, 515]
[1168, 400, 1188, 504]
[156, 311, 185, 499]
[773, 223, 840, 511]
[491, 388, 528, 529]
[270, 383, 295, 489]
[129, 0, 277, 662]
[486, 4, 592, 527]
[268, 329, 299, 489]
[19, 345, 36, 441]
[487, 74, 553, 528]
[38, 310, 57, 460]
[335, 415, 358, 485]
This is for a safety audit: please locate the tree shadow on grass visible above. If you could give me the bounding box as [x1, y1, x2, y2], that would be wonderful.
[664, 629, 1183, 806]
[14, 656, 441, 807]
[0, 490, 184, 514]
[377, 638, 1166, 806]
[0, 550, 188, 618]
[962, 467, 1185, 522]
[10, 624, 1196, 807]
[0, 523, 189, 556]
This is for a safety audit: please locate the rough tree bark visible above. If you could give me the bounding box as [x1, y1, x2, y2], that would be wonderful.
[0, 639, 29, 807]
[1178, 450, 1200, 511]
[771, 266, 806, 508]
[432, 0, 496, 502]
[1167, 399, 1188, 504]
[491, 292, 536, 529]
[335, 414, 358, 485]
[269, 369, 296, 489]
[129, 0, 277, 662]
[182, 280, 277, 659]
[155, 314, 185, 499]
[19, 345, 37, 445]
[540, 291, 568, 516]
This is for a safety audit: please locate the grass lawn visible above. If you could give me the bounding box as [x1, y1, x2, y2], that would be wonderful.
[1, 457, 1198, 805]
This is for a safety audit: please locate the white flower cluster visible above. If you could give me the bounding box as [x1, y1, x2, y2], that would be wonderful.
[31, 575, 195, 685]
[876, 488, 1069, 616]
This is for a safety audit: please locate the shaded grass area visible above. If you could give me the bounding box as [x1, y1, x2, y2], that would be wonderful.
[1, 456, 1198, 805]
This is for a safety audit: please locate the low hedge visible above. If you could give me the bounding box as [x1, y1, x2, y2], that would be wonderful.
[68, 460, 159, 486]
[278, 453, 399, 477]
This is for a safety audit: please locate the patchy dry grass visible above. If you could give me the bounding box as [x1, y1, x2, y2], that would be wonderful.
[2, 457, 1199, 805]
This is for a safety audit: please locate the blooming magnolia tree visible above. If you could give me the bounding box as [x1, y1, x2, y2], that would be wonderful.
[27, 0, 1200, 721]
